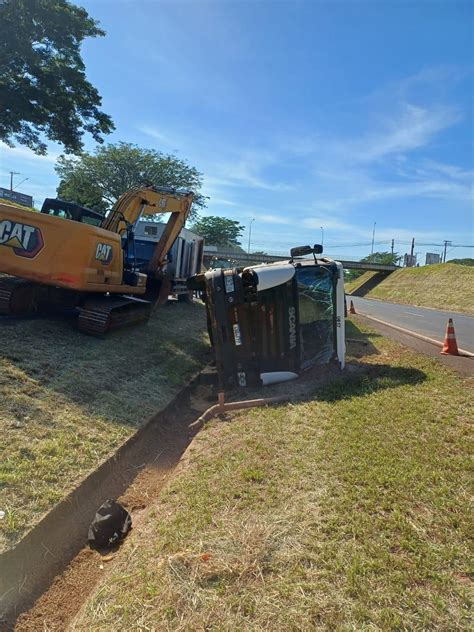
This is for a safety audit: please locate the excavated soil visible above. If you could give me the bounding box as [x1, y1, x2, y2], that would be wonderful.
[2, 379, 216, 631]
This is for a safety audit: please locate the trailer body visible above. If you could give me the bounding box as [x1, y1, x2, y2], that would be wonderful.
[133, 222, 204, 298]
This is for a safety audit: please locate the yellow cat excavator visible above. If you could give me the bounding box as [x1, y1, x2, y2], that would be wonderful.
[0, 185, 194, 334]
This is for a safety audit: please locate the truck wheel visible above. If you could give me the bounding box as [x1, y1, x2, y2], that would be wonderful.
[178, 292, 193, 303]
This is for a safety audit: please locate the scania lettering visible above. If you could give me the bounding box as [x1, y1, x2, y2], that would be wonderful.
[288, 306, 297, 349]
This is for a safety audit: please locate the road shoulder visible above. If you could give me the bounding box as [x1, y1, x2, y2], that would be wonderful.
[353, 314, 473, 377]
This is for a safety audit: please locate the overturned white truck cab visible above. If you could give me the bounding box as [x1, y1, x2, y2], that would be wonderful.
[188, 245, 346, 389]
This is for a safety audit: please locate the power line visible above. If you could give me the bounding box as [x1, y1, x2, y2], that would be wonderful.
[248, 233, 473, 249]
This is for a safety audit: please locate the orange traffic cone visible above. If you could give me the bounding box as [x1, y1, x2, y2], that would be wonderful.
[349, 300, 356, 315]
[441, 318, 459, 355]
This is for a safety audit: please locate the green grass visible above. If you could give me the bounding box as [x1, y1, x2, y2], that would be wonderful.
[75, 321, 473, 631]
[368, 263, 474, 314]
[0, 303, 209, 551]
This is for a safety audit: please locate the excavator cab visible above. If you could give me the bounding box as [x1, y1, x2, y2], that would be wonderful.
[41, 198, 104, 227]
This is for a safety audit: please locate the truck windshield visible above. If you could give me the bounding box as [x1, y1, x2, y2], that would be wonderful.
[295, 265, 335, 368]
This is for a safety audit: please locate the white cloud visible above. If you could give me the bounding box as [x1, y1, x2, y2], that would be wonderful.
[0, 142, 59, 164]
[418, 159, 474, 183]
[205, 196, 239, 207]
[202, 151, 294, 193]
[139, 124, 294, 194]
[202, 203, 293, 224]
[344, 103, 461, 163]
[136, 125, 181, 149]
[302, 216, 365, 235]
[258, 214, 291, 225]
[138, 66, 469, 232]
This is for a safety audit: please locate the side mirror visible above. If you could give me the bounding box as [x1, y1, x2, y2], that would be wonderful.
[290, 245, 313, 258]
[290, 244, 323, 258]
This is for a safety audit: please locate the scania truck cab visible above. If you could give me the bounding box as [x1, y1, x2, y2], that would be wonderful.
[189, 245, 345, 389]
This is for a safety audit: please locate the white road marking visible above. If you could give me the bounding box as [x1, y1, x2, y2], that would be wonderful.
[404, 311, 425, 317]
[355, 312, 474, 357]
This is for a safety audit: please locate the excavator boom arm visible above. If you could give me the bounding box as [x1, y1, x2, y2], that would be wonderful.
[100, 185, 194, 274]
[100, 185, 193, 236]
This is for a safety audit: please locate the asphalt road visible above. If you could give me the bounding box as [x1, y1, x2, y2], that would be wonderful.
[351, 297, 474, 354]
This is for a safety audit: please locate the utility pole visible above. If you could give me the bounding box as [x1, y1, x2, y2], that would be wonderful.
[320, 226, 324, 248]
[371, 221, 376, 254]
[391, 238, 394, 256]
[443, 240, 451, 263]
[9, 171, 20, 191]
[247, 218, 255, 255]
[410, 237, 415, 264]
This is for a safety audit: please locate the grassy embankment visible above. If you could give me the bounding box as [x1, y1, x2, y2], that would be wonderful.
[75, 320, 473, 631]
[344, 271, 378, 295]
[0, 303, 209, 551]
[367, 263, 474, 314]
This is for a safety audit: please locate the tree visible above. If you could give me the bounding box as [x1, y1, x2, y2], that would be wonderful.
[449, 258, 474, 267]
[55, 143, 206, 220]
[361, 251, 399, 266]
[190, 216, 244, 247]
[0, 0, 114, 154]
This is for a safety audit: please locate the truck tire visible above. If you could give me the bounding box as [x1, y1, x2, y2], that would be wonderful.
[178, 291, 193, 303]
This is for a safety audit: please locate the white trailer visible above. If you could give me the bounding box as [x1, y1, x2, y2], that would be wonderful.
[134, 221, 204, 300]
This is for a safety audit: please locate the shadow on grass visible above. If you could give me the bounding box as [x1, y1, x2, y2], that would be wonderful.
[314, 362, 426, 403]
[345, 319, 381, 358]
[309, 320, 427, 402]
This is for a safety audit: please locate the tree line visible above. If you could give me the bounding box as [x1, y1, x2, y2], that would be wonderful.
[0, 0, 245, 247]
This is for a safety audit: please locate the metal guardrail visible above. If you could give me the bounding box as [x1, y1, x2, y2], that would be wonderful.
[339, 261, 398, 272]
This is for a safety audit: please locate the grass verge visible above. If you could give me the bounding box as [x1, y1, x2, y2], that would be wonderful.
[0, 303, 209, 551]
[75, 320, 473, 630]
[367, 263, 474, 314]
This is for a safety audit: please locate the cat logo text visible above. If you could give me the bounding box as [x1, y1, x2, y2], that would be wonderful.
[95, 242, 113, 264]
[0, 220, 44, 258]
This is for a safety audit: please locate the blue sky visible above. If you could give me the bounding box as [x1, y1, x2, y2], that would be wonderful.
[1, 0, 473, 262]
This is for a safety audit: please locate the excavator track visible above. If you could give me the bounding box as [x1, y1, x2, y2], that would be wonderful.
[78, 295, 153, 336]
[0, 276, 38, 315]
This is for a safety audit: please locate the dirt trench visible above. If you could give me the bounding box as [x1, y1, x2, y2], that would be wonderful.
[1, 376, 216, 631]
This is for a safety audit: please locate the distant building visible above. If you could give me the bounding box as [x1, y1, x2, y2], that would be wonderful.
[0, 187, 33, 208]
[404, 253, 417, 267]
[425, 252, 441, 265]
